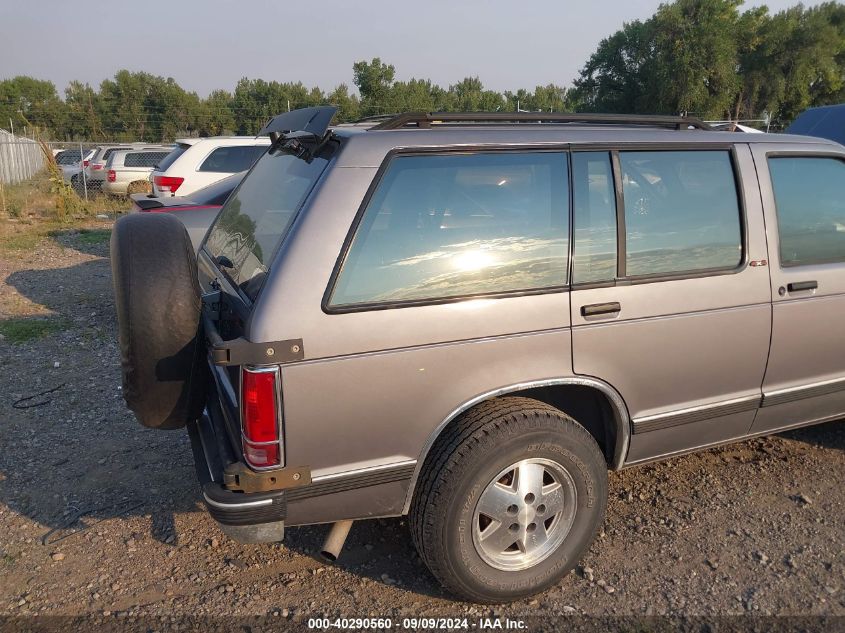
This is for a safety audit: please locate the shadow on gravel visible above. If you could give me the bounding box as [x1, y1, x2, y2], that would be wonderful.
[48, 228, 112, 257]
[779, 418, 845, 452]
[2, 253, 204, 548]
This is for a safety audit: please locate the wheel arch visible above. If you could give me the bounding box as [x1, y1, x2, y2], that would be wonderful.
[402, 376, 631, 514]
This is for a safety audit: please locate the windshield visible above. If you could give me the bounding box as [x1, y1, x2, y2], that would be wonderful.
[203, 144, 332, 301]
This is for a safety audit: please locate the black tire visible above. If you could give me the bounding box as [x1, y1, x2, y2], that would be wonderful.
[410, 397, 607, 603]
[110, 213, 208, 430]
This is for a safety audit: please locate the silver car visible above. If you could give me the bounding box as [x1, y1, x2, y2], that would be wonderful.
[102, 148, 172, 196]
[111, 107, 845, 603]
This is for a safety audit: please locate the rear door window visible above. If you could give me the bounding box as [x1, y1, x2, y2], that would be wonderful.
[572, 152, 617, 283]
[768, 156, 845, 266]
[329, 151, 569, 307]
[618, 150, 742, 276]
[198, 145, 267, 173]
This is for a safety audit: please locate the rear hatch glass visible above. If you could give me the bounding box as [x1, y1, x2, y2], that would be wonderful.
[203, 143, 333, 302]
[154, 143, 190, 172]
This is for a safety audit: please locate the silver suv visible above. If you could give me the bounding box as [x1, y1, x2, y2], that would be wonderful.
[111, 107, 845, 603]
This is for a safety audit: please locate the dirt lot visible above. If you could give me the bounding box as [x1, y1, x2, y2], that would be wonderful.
[0, 219, 843, 631]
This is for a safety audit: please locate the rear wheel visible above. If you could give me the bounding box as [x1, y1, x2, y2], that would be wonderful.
[410, 397, 607, 603]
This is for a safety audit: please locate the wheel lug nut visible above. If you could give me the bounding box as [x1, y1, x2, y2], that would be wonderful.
[526, 523, 537, 533]
[508, 523, 519, 533]
[524, 493, 535, 504]
[507, 504, 518, 515]
[536, 504, 546, 514]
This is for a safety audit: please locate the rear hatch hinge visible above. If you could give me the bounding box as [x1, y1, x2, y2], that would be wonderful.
[200, 303, 304, 367]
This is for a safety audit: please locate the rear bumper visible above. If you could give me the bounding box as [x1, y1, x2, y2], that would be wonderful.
[187, 411, 287, 543]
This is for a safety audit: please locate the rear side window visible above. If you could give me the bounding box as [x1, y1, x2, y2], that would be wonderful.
[330, 152, 569, 307]
[619, 150, 742, 276]
[199, 145, 266, 173]
[204, 147, 332, 301]
[102, 147, 130, 162]
[155, 144, 189, 171]
[572, 152, 617, 283]
[124, 152, 169, 168]
[768, 156, 845, 266]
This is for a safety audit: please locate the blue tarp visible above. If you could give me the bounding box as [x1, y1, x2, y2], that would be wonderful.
[786, 104, 845, 144]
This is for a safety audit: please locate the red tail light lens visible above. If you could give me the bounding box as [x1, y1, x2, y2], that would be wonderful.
[107, 169, 116, 182]
[153, 175, 184, 194]
[83, 160, 89, 167]
[241, 368, 281, 469]
[91, 164, 103, 170]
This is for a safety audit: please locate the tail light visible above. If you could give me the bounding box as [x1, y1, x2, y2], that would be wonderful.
[91, 163, 103, 170]
[241, 367, 282, 469]
[153, 175, 184, 194]
[107, 169, 116, 182]
[83, 160, 89, 167]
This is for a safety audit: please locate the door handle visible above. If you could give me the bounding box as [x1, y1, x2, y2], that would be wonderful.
[581, 302, 621, 317]
[787, 280, 818, 292]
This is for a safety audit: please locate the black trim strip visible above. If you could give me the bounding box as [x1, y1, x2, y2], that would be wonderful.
[633, 397, 761, 434]
[286, 464, 415, 502]
[762, 378, 845, 408]
[611, 150, 626, 278]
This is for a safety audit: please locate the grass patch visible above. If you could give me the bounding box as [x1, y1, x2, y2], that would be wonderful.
[75, 228, 112, 245]
[0, 317, 68, 343]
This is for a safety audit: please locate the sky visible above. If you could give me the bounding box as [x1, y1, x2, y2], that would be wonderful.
[0, 0, 830, 97]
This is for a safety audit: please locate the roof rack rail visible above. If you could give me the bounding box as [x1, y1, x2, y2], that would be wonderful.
[371, 112, 711, 131]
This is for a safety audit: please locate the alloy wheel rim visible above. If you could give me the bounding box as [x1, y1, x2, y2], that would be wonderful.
[471, 457, 577, 571]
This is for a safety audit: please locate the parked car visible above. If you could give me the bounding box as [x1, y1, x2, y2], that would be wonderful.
[55, 147, 95, 190]
[103, 148, 173, 196]
[786, 103, 845, 144]
[111, 107, 845, 603]
[85, 144, 170, 190]
[148, 136, 269, 198]
[129, 172, 244, 249]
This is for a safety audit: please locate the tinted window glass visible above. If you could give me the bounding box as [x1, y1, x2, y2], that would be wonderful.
[124, 151, 169, 168]
[619, 151, 742, 276]
[768, 157, 845, 266]
[191, 173, 244, 206]
[330, 152, 569, 307]
[56, 150, 83, 165]
[205, 147, 331, 301]
[155, 145, 188, 171]
[198, 145, 266, 173]
[572, 152, 617, 283]
[101, 147, 130, 162]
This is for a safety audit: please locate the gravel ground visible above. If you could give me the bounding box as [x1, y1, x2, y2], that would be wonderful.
[0, 221, 843, 631]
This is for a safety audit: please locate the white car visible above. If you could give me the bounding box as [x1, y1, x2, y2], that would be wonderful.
[149, 136, 269, 197]
[103, 148, 173, 196]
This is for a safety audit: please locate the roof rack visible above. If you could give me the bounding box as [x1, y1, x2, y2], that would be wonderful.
[371, 112, 711, 131]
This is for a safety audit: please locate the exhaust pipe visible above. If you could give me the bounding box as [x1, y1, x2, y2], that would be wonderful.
[321, 520, 354, 562]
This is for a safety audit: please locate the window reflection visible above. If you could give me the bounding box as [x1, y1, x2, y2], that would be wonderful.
[332, 152, 569, 306]
[619, 151, 742, 276]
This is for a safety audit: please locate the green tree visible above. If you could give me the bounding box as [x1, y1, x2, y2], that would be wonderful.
[0, 76, 63, 136]
[353, 58, 396, 116]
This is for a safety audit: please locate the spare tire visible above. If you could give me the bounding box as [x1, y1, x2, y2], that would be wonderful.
[110, 213, 208, 429]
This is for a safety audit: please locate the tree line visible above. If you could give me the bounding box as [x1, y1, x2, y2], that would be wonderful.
[1, 0, 843, 142]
